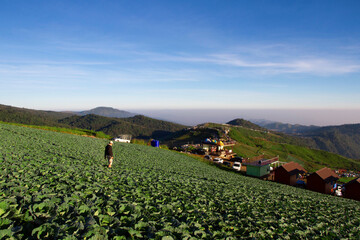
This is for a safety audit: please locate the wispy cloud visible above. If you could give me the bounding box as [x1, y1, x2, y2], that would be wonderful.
[117, 41, 360, 76]
[166, 53, 360, 75]
[0, 64, 87, 77]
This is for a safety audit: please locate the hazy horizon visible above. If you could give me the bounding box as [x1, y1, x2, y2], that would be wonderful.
[111, 108, 360, 127]
[32, 104, 360, 127]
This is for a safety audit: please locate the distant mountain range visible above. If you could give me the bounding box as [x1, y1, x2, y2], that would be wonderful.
[75, 107, 136, 118]
[302, 124, 360, 160]
[226, 118, 317, 148]
[250, 119, 320, 134]
[249, 119, 360, 159]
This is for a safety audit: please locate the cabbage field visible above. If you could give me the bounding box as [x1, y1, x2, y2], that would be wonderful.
[1, 123, 360, 239]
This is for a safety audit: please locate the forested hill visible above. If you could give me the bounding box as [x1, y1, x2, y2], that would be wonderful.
[76, 106, 136, 118]
[227, 118, 266, 131]
[0, 104, 186, 139]
[0, 104, 73, 127]
[258, 121, 320, 135]
[59, 114, 186, 139]
[302, 124, 360, 160]
[255, 119, 360, 159]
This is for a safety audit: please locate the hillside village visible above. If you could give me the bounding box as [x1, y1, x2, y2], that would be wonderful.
[167, 124, 360, 201]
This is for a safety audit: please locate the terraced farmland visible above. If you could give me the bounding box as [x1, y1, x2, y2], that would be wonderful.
[1, 123, 360, 239]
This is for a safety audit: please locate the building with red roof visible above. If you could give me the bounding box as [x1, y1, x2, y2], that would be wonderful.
[307, 167, 339, 194]
[274, 161, 307, 186]
[344, 178, 360, 201]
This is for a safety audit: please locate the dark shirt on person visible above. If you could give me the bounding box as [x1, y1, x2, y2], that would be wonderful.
[105, 144, 113, 158]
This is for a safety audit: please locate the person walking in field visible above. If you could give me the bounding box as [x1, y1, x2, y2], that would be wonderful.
[105, 141, 114, 168]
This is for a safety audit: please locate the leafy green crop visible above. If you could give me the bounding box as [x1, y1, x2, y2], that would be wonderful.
[1, 123, 360, 239]
[0, 121, 111, 139]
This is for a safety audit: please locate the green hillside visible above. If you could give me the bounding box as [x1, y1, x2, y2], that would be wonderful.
[303, 124, 360, 159]
[227, 118, 266, 131]
[59, 114, 186, 139]
[229, 126, 360, 172]
[258, 120, 360, 160]
[0, 121, 111, 139]
[1, 123, 359, 239]
[162, 124, 224, 147]
[0, 104, 186, 139]
[0, 104, 73, 127]
[259, 121, 320, 135]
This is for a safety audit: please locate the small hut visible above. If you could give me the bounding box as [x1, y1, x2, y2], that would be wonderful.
[344, 178, 360, 201]
[274, 162, 307, 186]
[245, 158, 278, 178]
[307, 168, 339, 194]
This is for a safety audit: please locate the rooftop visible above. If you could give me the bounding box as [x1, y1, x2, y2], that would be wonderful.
[314, 167, 339, 182]
[281, 161, 307, 174]
[245, 158, 278, 167]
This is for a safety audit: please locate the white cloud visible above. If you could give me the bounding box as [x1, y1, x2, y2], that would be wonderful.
[124, 41, 360, 76]
[0, 64, 87, 78]
[169, 53, 360, 75]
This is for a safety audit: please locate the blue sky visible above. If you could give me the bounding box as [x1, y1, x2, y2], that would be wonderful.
[1, 1, 360, 125]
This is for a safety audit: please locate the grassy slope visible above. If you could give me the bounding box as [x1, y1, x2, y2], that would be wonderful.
[0, 121, 111, 139]
[0, 104, 73, 127]
[305, 124, 360, 159]
[0, 104, 186, 139]
[261, 121, 360, 160]
[229, 126, 360, 172]
[162, 127, 221, 147]
[1, 123, 360, 239]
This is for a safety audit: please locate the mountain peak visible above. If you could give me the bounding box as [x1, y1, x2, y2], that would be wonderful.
[77, 107, 136, 118]
[227, 118, 265, 131]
